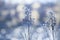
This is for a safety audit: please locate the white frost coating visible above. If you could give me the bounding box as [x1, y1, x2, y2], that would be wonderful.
[46, 8, 54, 17]
[30, 26, 53, 40]
[44, 38, 49, 40]
[36, 27, 44, 33]
[31, 33, 39, 40]
[11, 38, 19, 40]
[37, 33, 45, 40]
[47, 28, 53, 40]
[45, 8, 55, 23]
[4, 26, 53, 40]
[13, 27, 23, 36]
[9, 27, 28, 40]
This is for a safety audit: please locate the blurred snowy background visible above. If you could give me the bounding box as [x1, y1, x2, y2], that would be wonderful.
[0, 0, 60, 40]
